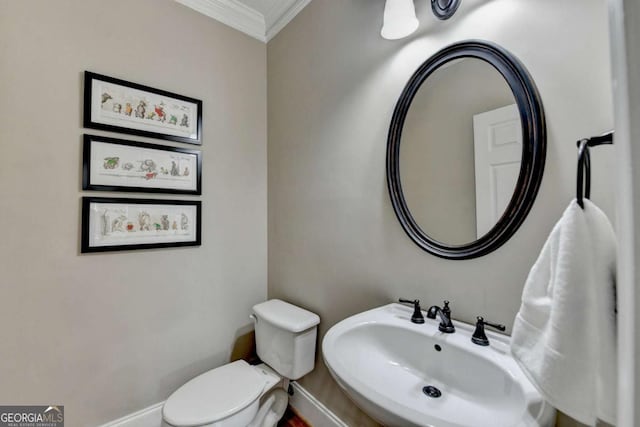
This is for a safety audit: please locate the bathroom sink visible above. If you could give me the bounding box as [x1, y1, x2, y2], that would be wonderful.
[322, 303, 556, 427]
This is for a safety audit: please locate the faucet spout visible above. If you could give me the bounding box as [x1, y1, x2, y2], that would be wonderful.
[426, 301, 455, 333]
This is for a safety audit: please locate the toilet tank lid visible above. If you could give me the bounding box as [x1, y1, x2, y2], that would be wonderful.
[253, 299, 320, 333]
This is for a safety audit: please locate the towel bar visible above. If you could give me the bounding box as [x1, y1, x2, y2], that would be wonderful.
[576, 131, 614, 209]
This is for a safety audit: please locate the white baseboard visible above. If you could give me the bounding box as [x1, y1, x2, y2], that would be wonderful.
[97, 382, 346, 427]
[289, 381, 348, 427]
[97, 402, 164, 427]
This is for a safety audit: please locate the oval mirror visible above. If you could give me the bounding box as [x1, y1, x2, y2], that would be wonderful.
[386, 40, 546, 259]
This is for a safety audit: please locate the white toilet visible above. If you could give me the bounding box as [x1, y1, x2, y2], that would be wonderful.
[162, 299, 320, 427]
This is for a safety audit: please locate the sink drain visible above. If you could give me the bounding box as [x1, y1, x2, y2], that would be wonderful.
[422, 385, 442, 398]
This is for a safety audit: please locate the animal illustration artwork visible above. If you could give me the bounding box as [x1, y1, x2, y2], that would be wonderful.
[100, 149, 195, 187]
[135, 100, 146, 118]
[101, 152, 195, 183]
[138, 159, 156, 172]
[138, 212, 151, 231]
[112, 215, 127, 233]
[154, 104, 166, 122]
[103, 157, 120, 169]
[102, 209, 127, 235]
[161, 215, 170, 231]
[98, 87, 192, 133]
[170, 161, 180, 176]
[180, 213, 188, 231]
[101, 92, 112, 105]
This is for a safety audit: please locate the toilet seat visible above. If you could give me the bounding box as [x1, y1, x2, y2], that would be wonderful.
[163, 360, 266, 427]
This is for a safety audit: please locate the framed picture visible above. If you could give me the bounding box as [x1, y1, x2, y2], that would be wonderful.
[82, 134, 202, 195]
[83, 71, 202, 144]
[81, 197, 202, 253]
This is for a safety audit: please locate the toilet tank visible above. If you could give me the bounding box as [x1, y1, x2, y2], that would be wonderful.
[252, 299, 320, 380]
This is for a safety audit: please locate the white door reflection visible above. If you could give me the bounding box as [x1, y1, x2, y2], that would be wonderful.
[473, 104, 522, 238]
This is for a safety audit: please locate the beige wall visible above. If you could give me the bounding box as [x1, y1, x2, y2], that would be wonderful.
[267, 0, 614, 425]
[401, 58, 515, 244]
[0, 1, 266, 426]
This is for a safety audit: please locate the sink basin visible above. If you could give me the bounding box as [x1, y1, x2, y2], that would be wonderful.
[322, 303, 556, 427]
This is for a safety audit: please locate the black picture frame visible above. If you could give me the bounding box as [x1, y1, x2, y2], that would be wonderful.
[82, 134, 202, 195]
[386, 40, 546, 260]
[83, 71, 203, 145]
[81, 197, 202, 253]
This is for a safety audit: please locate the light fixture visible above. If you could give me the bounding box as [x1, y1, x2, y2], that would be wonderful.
[381, 0, 463, 40]
[431, 0, 461, 20]
[381, 0, 419, 40]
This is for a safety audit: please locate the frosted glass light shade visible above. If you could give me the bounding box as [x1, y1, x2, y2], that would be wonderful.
[381, 0, 419, 40]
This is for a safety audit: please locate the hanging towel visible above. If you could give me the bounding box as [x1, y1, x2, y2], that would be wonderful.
[511, 199, 617, 426]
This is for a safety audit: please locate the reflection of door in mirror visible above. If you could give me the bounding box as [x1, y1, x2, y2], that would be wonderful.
[473, 104, 522, 238]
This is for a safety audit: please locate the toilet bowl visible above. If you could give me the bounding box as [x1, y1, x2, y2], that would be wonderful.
[163, 300, 320, 427]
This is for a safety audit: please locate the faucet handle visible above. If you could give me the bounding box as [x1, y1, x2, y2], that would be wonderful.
[398, 299, 425, 324]
[472, 316, 506, 346]
[482, 317, 505, 332]
[442, 300, 451, 316]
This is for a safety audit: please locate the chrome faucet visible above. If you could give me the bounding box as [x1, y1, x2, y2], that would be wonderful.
[427, 300, 455, 333]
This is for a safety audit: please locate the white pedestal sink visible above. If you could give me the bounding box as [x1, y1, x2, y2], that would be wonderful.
[322, 303, 556, 427]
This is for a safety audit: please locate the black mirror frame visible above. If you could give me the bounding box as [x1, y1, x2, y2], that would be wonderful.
[386, 40, 546, 260]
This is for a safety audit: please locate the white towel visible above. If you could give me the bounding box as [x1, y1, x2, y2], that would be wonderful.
[511, 199, 617, 426]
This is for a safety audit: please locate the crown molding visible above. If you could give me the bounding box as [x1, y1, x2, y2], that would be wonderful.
[265, 0, 311, 42]
[176, 0, 310, 43]
[176, 0, 267, 42]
